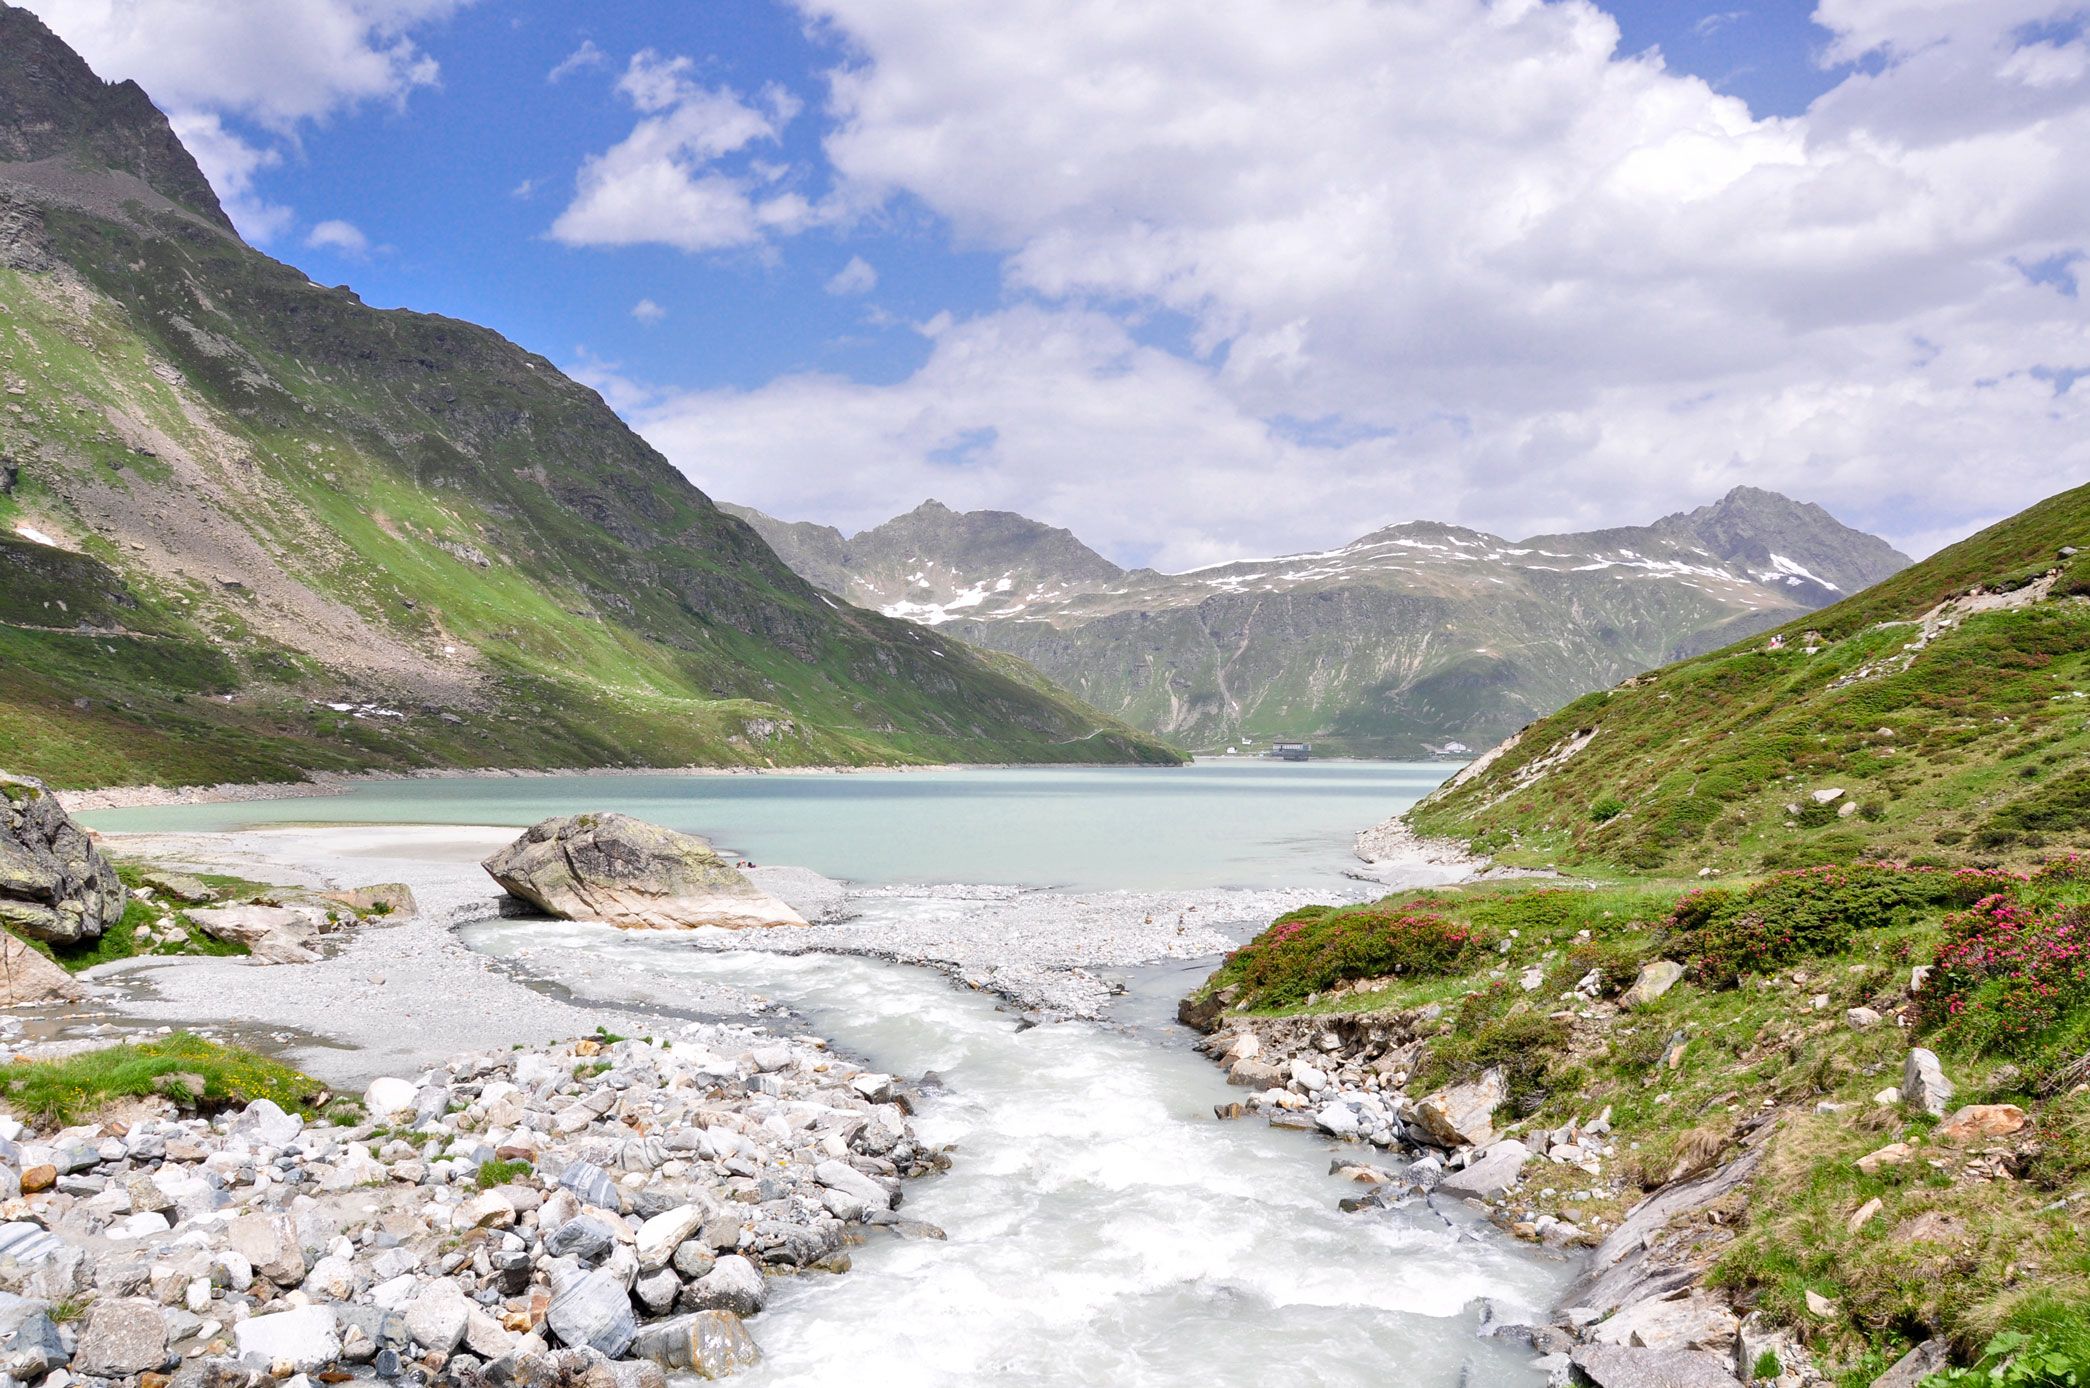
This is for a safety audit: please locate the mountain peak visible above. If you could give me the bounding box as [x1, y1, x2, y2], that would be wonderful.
[0, 3, 232, 231]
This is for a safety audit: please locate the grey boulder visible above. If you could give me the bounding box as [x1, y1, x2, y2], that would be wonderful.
[483, 813, 805, 930]
[0, 771, 124, 944]
[1437, 1140, 1531, 1199]
[72, 1297, 169, 1377]
[632, 1309, 761, 1377]
[547, 1264, 637, 1359]
[187, 904, 322, 964]
[1571, 1343, 1747, 1387]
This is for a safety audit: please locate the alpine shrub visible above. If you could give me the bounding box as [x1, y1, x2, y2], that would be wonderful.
[1216, 902, 1488, 1009]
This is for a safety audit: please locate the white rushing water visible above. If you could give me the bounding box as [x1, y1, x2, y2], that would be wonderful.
[469, 920, 1569, 1388]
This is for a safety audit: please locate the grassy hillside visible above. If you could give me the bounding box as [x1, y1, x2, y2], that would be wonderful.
[1188, 859, 2090, 1384]
[1405, 481, 2090, 875]
[0, 6, 1177, 788]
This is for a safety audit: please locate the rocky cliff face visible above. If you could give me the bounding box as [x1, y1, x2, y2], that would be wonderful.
[0, 4, 1176, 787]
[731, 493, 1912, 757]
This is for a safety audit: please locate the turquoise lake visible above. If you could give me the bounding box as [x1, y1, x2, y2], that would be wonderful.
[79, 759, 1457, 892]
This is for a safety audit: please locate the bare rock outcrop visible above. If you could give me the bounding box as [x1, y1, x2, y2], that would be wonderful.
[0, 770, 125, 945]
[484, 814, 805, 930]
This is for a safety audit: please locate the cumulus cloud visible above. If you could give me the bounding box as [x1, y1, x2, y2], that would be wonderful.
[631, 297, 668, 323]
[627, 0, 2090, 559]
[167, 111, 292, 242]
[550, 50, 810, 253]
[825, 255, 877, 294]
[21, 0, 468, 243]
[304, 218, 372, 256]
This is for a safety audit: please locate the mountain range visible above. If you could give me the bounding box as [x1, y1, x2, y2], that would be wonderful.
[727, 489, 1911, 757]
[1407, 477, 2090, 874]
[0, 3, 1176, 789]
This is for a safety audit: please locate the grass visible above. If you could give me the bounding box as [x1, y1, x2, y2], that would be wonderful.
[1193, 859, 2090, 1382]
[30, 894, 247, 972]
[476, 1158, 533, 1189]
[0, 1033, 334, 1127]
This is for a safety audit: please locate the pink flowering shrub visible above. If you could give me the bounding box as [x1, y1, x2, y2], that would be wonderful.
[1664, 863, 1981, 988]
[1918, 859, 2090, 1055]
[1216, 902, 1488, 1009]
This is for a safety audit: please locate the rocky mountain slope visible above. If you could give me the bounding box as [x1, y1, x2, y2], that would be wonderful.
[1405, 477, 2090, 874]
[731, 490, 1909, 757]
[0, 4, 1176, 789]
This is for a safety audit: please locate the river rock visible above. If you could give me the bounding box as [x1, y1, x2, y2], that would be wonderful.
[637, 1205, 710, 1271]
[558, 1158, 623, 1211]
[1588, 1291, 1739, 1352]
[1621, 961, 1685, 1008]
[632, 1309, 761, 1376]
[230, 1097, 302, 1148]
[405, 1278, 472, 1354]
[680, 1255, 765, 1317]
[1901, 1049, 1953, 1116]
[1437, 1139, 1530, 1199]
[1936, 1104, 2027, 1143]
[815, 1159, 893, 1211]
[0, 1300, 65, 1378]
[1572, 1343, 1748, 1387]
[72, 1297, 168, 1376]
[187, 903, 321, 964]
[1413, 1069, 1505, 1148]
[319, 882, 418, 918]
[0, 927, 80, 1004]
[547, 1265, 637, 1358]
[235, 1304, 340, 1372]
[228, 1212, 307, 1286]
[363, 1076, 418, 1118]
[483, 813, 806, 930]
[0, 771, 124, 944]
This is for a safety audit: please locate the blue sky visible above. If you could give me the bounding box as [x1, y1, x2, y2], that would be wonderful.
[262, 1, 1852, 392]
[24, 0, 2090, 569]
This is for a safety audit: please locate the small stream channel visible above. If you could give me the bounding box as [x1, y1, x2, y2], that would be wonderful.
[465, 918, 1571, 1388]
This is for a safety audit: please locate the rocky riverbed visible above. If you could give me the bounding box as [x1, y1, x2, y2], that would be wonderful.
[0, 1024, 939, 1387]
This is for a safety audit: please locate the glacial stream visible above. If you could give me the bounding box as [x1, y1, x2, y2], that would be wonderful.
[467, 918, 1571, 1387]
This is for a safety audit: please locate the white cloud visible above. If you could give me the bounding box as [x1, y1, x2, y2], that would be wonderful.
[166, 111, 292, 242]
[550, 50, 809, 253]
[547, 38, 605, 83]
[21, 0, 468, 242]
[825, 255, 877, 294]
[631, 298, 667, 324]
[640, 0, 2090, 559]
[304, 218, 371, 257]
[21, 0, 466, 127]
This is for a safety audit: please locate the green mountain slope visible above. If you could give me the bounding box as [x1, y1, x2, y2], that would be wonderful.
[733, 490, 1909, 757]
[0, 5, 1176, 788]
[1406, 480, 2090, 873]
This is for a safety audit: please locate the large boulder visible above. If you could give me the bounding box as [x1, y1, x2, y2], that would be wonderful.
[187, 904, 321, 964]
[0, 772, 124, 945]
[1436, 1139, 1531, 1199]
[1412, 1069, 1505, 1149]
[483, 814, 804, 930]
[0, 929, 79, 1004]
[1571, 1344, 1747, 1387]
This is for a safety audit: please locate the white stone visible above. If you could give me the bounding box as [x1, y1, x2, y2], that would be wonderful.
[363, 1077, 418, 1118]
[235, 1305, 341, 1373]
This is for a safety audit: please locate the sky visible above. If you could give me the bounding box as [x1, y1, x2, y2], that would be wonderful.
[18, 0, 2090, 570]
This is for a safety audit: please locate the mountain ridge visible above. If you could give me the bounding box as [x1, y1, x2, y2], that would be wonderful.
[0, 4, 1179, 788]
[1405, 477, 2090, 873]
[730, 488, 1913, 756]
